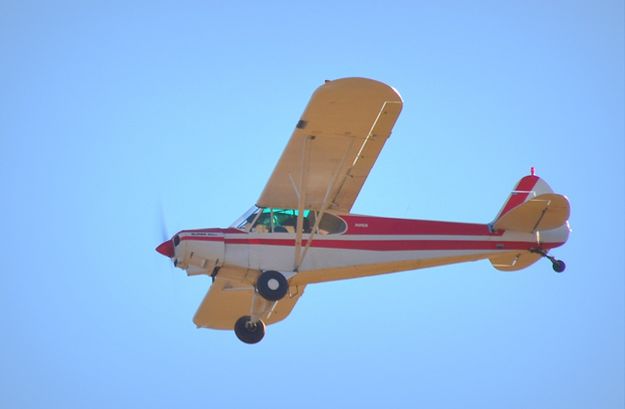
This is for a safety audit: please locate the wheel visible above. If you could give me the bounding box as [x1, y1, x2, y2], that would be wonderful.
[552, 260, 566, 273]
[234, 316, 265, 344]
[256, 270, 288, 301]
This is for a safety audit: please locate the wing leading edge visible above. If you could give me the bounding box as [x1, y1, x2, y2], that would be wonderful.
[257, 78, 403, 213]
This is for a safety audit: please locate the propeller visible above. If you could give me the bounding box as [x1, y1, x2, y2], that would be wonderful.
[155, 202, 181, 309]
[156, 202, 175, 258]
[158, 201, 170, 242]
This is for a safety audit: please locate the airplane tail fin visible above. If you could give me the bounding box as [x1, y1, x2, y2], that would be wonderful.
[489, 169, 570, 271]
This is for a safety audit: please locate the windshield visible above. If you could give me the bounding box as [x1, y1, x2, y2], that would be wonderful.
[231, 206, 261, 230]
[233, 207, 346, 235]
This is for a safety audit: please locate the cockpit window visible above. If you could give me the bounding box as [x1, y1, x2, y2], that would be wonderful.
[233, 207, 346, 235]
[251, 208, 309, 233]
[310, 212, 347, 235]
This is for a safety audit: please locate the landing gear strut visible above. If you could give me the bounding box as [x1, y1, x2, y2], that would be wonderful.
[233, 271, 289, 344]
[234, 316, 266, 344]
[531, 248, 566, 273]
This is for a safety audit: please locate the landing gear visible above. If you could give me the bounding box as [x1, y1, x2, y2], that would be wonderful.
[552, 259, 566, 273]
[234, 271, 288, 344]
[256, 270, 289, 301]
[234, 316, 265, 344]
[530, 248, 566, 273]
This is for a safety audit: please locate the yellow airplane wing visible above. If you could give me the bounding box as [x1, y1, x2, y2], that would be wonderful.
[193, 269, 305, 330]
[257, 77, 403, 213]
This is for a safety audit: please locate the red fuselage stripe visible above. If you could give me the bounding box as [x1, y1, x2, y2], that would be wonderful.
[180, 236, 559, 251]
[342, 217, 494, 236]
[499, 175, 539, 216]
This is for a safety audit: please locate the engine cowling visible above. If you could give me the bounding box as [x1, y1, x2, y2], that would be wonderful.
[172, 231, 225, 276]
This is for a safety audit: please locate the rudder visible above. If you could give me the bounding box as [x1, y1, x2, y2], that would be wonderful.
[494, 173, 554, 221]
[492, 171, 570, 234]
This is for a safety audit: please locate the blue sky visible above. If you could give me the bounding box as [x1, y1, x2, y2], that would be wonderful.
[1, 1, 623, 408]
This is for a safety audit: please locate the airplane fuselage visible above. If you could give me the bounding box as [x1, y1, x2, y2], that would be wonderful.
[165, 212, 569, 286]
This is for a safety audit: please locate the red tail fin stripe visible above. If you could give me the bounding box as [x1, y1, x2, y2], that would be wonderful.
[499, 175, 540, 217]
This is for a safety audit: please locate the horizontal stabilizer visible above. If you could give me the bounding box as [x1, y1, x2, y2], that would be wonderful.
[489, 252, 542, 271]
[493, 193, 570, 233]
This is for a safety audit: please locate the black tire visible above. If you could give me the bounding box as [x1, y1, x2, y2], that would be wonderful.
[234, 316, 265, 344]
[256, 270, 288, 301]
[552, 260, 566, 273]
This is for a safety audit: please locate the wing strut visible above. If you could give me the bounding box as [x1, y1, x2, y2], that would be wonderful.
[293, 138, 356, 271]
[293, 136, 313, 269]
[294, 101, 397, 271]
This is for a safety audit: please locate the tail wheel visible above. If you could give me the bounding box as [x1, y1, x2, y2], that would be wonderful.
[234, 316, 265, 344]
[256, 270, 289, 301]
[552, 260, 566, 273]
[530, 248, 567, 274]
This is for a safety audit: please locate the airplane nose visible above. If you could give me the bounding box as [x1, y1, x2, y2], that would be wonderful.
[156, 240, 175, 258]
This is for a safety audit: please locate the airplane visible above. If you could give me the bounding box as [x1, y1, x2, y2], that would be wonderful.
[156, 77, 571, 344]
